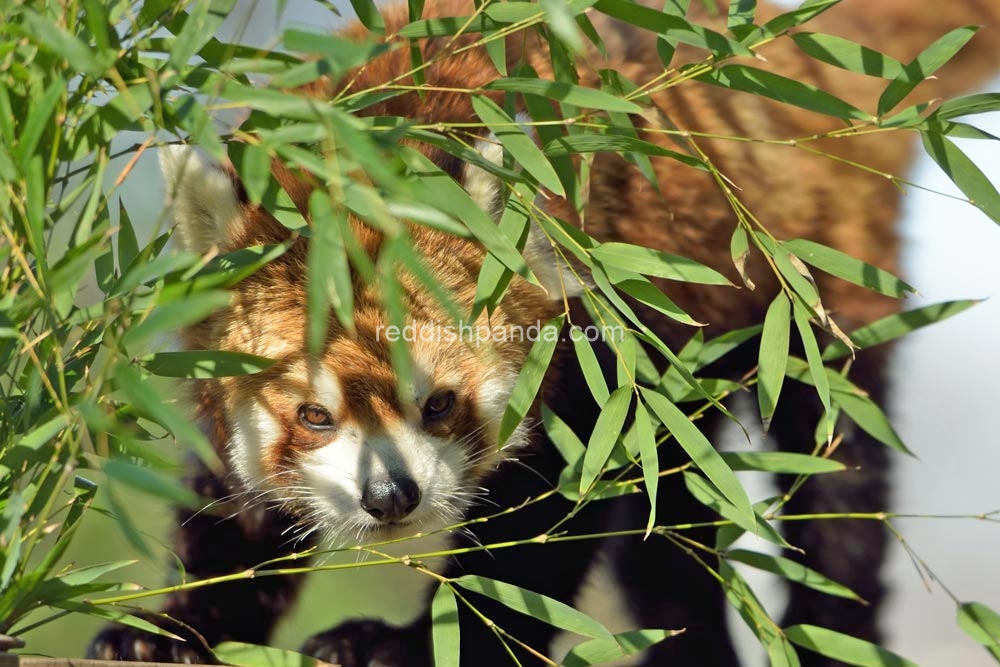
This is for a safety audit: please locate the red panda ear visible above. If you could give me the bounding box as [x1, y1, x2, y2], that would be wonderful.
[160, 145, 248, 254]
[461, 117, 584, 301]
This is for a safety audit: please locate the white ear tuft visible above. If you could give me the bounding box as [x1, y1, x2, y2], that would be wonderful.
[461, 116, 584, 301]
[160, 145, 243, 253]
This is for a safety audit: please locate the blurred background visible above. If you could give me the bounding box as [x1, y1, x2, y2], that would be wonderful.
[16, 2, 1000, 664]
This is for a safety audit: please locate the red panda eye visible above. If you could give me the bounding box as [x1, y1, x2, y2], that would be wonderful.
[298, 404, 334, 430]
[423, 390, 455, 422]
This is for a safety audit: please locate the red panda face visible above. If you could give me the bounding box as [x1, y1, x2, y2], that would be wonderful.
[162, 146, 561, 545]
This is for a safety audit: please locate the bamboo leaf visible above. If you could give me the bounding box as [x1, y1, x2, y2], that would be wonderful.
[634, 400, 659, 538]
[758, 293, 791, 430]
[792, 300, 833, 444]
[785, 625, 919, 667]
[727, 549, 863, 601]
[471, 95, 564, 196]
[821, 300, 978, 360]
[590, 242, 732, 285]
[486, 78, 641, 113]
[921, 131, 1000, 225]
[452, 575, 613, 640]
[878, 26, 979, 115]
[498, 315, 565, 446]
[790, 33, 903, 79]
[720, 451, 845, 475]
[431, 583, 460, 667]
[140, 351, 275, 378]
[580, 385, 632, 494]
[781, 239, 915, 298]
[642, 388, 755, 529]
[563, 629, 677, 666]
[699, 65, 868, 121]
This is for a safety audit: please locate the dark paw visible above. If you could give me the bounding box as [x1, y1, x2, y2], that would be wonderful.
[87, 614, 216, 664]
[301, 619, 429, 667]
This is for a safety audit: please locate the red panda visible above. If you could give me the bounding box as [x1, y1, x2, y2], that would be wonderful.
[89, 1, 1000, 666]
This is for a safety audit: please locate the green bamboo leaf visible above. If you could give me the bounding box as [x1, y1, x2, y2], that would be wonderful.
[544, 134, 706, 170]
[229, 143, 272, 205]
[486, 78, 639, 114]
[698, 65, 868, 121]
[112, 363, 217, 468]
[790, 33, 903, 78]
[929, 93, 1000, 121]
[543, 404, 587, 469]
[642, 389, 755, 529]
[957, 602, 1000, 659]
[730, 225, 754, 289]
[822, 300, 978, 360]
[159, 244, 291, 302]
[792, 300, 833, 443]
[49, 602, 183, 642]
[104, 459, 200, 508]
[571, 328, 610, 406]
[540, 0, 586, 52]
[720, 451, 845, 475]
[214, 642, 320, 667]
[308, 192, 354, 353]
[593, 0, 751, 55]
[562, 629, 676, 666]
[756, 0, 839, 38]
[781, 239, 915, 298]
[397, 15, 499, 39]
[878, 26, 979, 115]
[921, 131, 1000, 225]
[431, 584, 460, 667]
[21, 11, 110, 77]
[758, 294, 791, 430]
[611, 276, 704, 327]
[727, 0, 756, 31]
[168, 0, 237, 71]
[590, 242, 732, 286]
[719, 559, 781, 644]
[498, 316, 565, 446]
[832, 391, 911, 455]
[683, 472, 786, 547]
[404, 150, 535, 284]
[727, 549, 862, 601]
[785, 624, 919, 667]
[755, 235, 822, 313]
[123, 291, 233, 349]
[472, 185, 531, 320]
[17, 413, 71, 451]
[580, 385, 632, 494]
[140, 351, 275, 378]
[767, 635, 802, 667]
[784, 357, 910, 454]
[471, 95, 564, 196]
[452, 575, 613, 640]
[349, 0, 385, 34]
[634, 400, 659, 538]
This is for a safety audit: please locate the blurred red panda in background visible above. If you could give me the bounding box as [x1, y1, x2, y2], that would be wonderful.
[90, 1, 1000, 665]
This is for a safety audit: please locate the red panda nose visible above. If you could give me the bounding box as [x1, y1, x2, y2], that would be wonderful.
[360, 476, 422, 523]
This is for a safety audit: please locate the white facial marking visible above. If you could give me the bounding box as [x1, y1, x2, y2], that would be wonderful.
[228, 399, 279, 490]
[309, 363, 343, 414]
[300, 419, 470, 546]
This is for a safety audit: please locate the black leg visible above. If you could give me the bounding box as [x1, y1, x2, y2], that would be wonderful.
[88, 460, 307, 662]
[770, 348, 891, 667]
